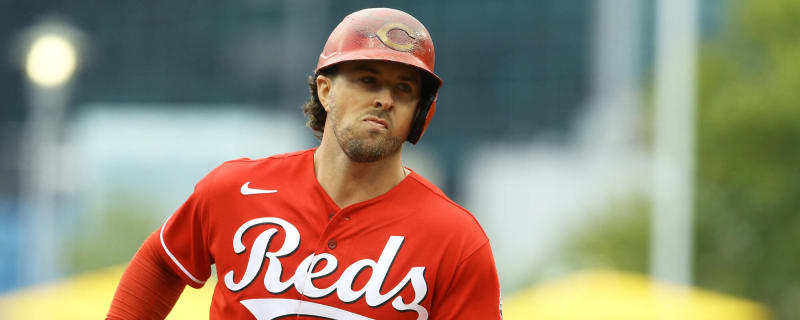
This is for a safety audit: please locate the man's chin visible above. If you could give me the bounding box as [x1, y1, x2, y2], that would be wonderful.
[340, 138, 402, 163]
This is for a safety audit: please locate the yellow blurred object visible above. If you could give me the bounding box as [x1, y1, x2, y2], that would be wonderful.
[0, 265, 215, 319]
[502, 270, 770, 320]
[0, 267, 771, 319]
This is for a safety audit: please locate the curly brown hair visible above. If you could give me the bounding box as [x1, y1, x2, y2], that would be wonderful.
[302, 67, 337, 140]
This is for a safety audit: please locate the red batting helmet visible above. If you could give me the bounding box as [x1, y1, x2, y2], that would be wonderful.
[316, 8, 442, 144]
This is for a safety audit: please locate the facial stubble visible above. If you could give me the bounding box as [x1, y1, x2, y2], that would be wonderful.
[328, 99, 405, 163]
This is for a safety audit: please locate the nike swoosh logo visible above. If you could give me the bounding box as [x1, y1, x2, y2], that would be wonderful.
[241, 182, 278, 195]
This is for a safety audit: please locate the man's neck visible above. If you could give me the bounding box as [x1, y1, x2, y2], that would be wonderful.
[314, 137, 407, 209]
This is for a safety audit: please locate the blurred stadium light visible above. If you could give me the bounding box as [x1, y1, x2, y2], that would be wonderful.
[14, 15, 88, 285]
[25, 34, 77, 87]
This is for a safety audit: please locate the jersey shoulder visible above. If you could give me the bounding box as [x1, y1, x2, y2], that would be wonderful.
[218, 148, 313, 167]
[405, 171, 489, 240]
[198, 148, 315, 194]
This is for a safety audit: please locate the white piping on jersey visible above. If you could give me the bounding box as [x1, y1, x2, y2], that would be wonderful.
[160, 214, 206, 285]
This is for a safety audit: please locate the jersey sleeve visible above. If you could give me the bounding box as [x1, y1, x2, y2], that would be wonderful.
[107, 231, 186, 319]
[430, 241, 503, 319]
[157, 165, 221, 288]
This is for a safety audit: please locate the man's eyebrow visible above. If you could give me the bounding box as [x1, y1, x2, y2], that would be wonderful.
[352, 64, 420, 83]
[399, 74, 420, 83]
[352, 65, 379, 74]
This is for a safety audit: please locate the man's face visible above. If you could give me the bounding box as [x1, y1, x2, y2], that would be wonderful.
[319, 60, 422, 162]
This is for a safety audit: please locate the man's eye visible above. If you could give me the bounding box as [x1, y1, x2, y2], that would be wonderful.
[359, 77, 377, 84]
[396, 83, 413, 93]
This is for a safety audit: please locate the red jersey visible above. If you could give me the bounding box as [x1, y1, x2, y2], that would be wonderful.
[158, 149, 501, 319]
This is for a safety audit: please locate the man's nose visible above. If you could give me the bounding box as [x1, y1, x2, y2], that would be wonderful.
[373, 87, 394, 110]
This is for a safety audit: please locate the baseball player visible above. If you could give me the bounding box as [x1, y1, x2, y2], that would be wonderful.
[107, 8, 501, 319]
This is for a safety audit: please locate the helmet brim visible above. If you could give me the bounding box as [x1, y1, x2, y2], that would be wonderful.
[316, 48, 442, 88]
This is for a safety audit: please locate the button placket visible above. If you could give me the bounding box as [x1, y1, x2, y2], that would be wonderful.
[323, 209, 350, 252]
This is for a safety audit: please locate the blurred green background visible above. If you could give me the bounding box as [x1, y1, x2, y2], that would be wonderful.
[563, 1, 800, 319]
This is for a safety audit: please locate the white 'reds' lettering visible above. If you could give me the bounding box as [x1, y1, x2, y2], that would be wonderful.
[223, 217, 300, 292]
[294, 253, 338, 297]
[224, 217, 429, 319]
[335, 236, 428, 318]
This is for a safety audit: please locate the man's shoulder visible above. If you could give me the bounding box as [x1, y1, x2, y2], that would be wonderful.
[402, 171, 491, 261]
[196, 148, 314, 191]
[220, 148, 313, 167]
[406, 171, 467, 213]
[213, 148, 313, 173]
[405, 171, 488, 237]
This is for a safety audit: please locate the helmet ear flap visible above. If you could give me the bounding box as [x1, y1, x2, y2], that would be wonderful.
[407, 93, 437, 144]
[407, 72, 440, 144]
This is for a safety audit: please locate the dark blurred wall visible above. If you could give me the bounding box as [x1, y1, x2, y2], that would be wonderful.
[2, 0, 589, 131]
[0, 0, 590, 198]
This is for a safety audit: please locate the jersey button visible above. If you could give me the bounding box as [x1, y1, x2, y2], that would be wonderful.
[327, 239, 337, 249]
[328, 212, 335, 220]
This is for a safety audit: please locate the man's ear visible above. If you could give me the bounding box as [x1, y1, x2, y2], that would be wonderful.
[317, 75, 333, 112]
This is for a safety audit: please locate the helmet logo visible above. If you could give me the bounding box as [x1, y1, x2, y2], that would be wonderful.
[376, 22, 417, 52]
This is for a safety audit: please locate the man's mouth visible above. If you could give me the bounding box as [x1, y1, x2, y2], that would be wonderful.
[363, 116, 389, 129]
